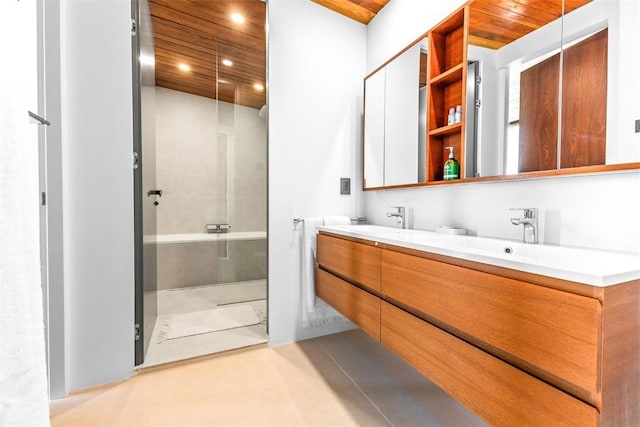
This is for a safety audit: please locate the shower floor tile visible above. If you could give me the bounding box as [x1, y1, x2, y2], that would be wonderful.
[157, 279, 266, 314]
[142, 282, 267, 368]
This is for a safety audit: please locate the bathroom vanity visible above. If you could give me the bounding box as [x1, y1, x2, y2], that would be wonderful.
[315, 226, 639, 426]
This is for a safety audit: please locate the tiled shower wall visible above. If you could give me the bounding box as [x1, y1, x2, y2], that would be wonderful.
[156, 240, 267, 290]
[155, 87, 267, 234]
[154, 87, 267, 289]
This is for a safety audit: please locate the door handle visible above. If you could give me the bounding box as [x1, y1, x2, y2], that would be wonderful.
[28, 111, 50, 126]
[147, 189, 163, 197]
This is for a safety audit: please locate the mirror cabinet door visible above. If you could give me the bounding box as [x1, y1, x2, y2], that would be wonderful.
[384, 43, 421, 187]
[363, 0, 639, 190]
[468, 0, 638, 178]
[363, 40, 426, 189]
[364, 69, 385, 189]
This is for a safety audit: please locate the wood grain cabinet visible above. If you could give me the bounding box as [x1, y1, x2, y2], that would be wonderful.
[316, 231, 639, 426]
[316, 233, 381, 293]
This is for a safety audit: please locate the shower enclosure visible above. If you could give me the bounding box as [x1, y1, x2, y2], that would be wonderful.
[134, 0, 267, 366]
[152, 87, 268, 303]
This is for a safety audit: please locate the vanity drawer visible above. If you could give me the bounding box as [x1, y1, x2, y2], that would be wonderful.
[380, 302, 598, 426]
[317, 233, 381, 293]
[316, 268, 381, 340]
[381, 249, 601, 399]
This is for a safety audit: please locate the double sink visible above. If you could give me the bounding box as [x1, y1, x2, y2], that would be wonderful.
[317, 224, 640, 286]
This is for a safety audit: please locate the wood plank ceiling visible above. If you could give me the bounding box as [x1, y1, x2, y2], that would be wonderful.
[148, 0, 266, 110]
[311, 0, 390, 24]
[147, 0, 590, 109]
[468, 0, 592, 49]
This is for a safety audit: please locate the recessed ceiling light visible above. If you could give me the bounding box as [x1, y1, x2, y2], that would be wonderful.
[178, 63, 190, 72]
[231, 13, 245, 24]
[222, 59, 233, 67]
[254, 83, 264, 91]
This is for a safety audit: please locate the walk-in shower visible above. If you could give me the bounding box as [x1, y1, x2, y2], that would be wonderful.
[141, 88, 267, 366]
[134, 0, 267, 366]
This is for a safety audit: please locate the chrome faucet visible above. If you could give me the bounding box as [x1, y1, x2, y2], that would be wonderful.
[510, 208, 538, 244]
[387, 206, 406, 229]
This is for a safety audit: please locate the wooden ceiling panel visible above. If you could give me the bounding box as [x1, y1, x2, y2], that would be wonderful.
[311, 0, 389, 24]
[148, 0, 591, 108]
[469, 0, 592, 50]
[148, 0, 266, 110]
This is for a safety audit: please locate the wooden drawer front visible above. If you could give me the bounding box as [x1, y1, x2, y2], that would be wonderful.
[381, 302, 598, 427]
[382, 249, 601, 397]
[316, 268, 380, 340]
[317, 234, 381, 292]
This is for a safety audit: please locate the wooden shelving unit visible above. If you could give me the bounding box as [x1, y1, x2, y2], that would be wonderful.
[426, 7, 468, 182]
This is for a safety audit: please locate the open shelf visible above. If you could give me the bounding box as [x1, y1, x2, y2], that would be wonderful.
[425, 5, 468, 183]
[430, 63, 464, 87]
[429, 122, 462, 137]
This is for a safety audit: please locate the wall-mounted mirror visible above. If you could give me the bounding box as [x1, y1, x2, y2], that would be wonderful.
[363, 38, 428, 188]
[363, 0, 639, 190]
[468, 0, 640, 178]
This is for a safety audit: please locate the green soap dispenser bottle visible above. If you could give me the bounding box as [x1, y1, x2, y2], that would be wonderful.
[443, 146, 460, 180]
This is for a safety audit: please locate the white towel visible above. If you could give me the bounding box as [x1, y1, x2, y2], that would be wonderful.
[0, 137, 50, 425]
[323, 216, 351, 226]
[0, 1, 50, 422]
[299, 217, 347, 328]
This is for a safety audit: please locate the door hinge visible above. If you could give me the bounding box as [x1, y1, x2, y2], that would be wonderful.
[131, 18, 137, 36]
[134, 323, 141, 341]
[41, 192, 46, 206]
[476, 74, 482, 85]
[133, 152, 139, 169]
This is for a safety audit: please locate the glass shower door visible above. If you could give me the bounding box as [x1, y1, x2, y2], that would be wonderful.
[133, 0, 158, 366]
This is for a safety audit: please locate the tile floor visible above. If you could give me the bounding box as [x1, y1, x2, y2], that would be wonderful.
[141, 280, 268, 367]
[50, 329, 487, 427]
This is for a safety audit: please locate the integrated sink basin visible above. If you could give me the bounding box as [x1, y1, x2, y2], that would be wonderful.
[318, 224, 640, 286]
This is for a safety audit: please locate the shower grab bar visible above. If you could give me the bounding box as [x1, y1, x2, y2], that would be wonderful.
[292, 217, 366, 225]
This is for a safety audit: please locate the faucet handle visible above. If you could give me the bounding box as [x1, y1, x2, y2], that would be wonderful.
[391, 206, 405, 213]
[509, 207, 537, 218]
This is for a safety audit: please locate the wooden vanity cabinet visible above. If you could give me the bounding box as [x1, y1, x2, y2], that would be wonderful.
[316, 269, 381, 340]
[381, 301, 598, 426]
[316, 233, 382, 340]
[316, 233, 381, 293]
[315, 231, 639, 426]
[382, 249, 601, 401]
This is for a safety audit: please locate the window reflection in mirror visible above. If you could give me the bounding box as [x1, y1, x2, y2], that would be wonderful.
[505, 29, 608, 174]
[468, 0, 639, 179]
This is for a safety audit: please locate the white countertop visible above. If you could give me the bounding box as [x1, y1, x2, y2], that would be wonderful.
[318, 224, 640, 287]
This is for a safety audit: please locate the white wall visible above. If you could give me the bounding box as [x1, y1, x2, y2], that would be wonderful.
[268, 0, 367, 345]
[60, 0, 134, 390]
[364, 0, 640, 255]
[366, 0, 466, 74]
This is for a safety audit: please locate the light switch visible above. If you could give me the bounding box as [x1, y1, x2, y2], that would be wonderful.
[636, 119, 640, 133]
[340, 178, 351, 195]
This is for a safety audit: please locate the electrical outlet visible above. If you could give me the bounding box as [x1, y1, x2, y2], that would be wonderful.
[340, 178, 351, 195]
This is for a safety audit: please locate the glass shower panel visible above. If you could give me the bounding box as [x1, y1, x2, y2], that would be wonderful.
[212, 38, 267, 307]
